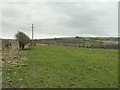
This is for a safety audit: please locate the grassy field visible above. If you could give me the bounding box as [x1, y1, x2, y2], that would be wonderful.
[2, 45, 118, 88]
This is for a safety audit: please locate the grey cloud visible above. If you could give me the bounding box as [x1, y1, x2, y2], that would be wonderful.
[48, 3, 117, 36]
[2, 2, 118, 39]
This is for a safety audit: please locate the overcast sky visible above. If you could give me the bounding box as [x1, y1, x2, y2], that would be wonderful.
[2, 2, 118, 39]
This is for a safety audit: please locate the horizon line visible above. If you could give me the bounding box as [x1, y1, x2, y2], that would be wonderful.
[0, 36, 119, 40]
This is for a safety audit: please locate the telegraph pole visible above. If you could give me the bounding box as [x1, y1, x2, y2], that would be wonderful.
[32, 24, 34, 45]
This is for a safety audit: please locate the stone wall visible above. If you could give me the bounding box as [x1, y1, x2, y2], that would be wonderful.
[0, 39, 1, 51]
[2, 39, 12, 49]
[2, 39, 18, 50]
[10, 40, 19, 50]
[2, 39, 31, 50]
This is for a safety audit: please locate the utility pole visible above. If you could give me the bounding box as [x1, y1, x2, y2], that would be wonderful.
[32, 24, 34, 45]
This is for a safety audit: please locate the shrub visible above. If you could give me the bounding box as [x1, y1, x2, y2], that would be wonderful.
[15, 31, 30, 50]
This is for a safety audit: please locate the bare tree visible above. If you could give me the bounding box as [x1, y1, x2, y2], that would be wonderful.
[15, 31, 30, 50]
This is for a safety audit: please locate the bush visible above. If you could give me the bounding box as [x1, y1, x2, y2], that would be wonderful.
[75, 36, 80, 39]
[15, 31, 30, 50]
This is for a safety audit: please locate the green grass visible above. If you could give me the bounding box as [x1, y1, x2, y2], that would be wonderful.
[2, 45, 118, 88]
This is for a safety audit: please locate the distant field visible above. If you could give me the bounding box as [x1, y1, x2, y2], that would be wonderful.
[34, 37, 118, 49]
[2, 45, 118, 88]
